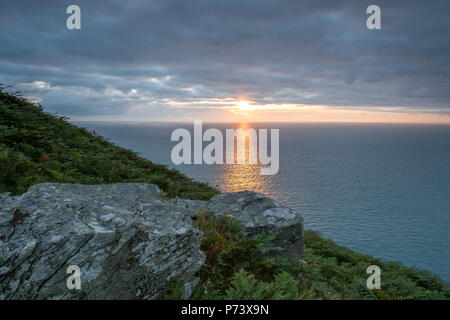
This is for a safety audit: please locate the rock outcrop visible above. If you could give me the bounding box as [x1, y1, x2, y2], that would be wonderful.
[0, 183, 204, 300]
[207, 191, 304, 259]
[0, 183, 304, 300]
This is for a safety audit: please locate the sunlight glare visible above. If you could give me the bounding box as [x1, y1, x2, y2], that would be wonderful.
[238, 100, 250, 110]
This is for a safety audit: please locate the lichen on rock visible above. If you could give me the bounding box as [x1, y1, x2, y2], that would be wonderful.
[0, 183, 204, 300]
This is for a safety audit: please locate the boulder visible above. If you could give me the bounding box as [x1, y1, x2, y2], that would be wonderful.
[0, 183, 204, 300]
[0, 184, 304, 300]
[169, 198, 207, 218]
[206, 191, 304, 259]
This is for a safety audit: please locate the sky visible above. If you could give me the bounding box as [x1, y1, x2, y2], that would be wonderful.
[0, 0, 449, 123]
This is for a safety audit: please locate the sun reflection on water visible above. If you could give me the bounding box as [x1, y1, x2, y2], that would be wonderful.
[216, 123, 273, 194]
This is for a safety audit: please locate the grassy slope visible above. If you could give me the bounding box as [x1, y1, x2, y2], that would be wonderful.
[0, 88, 218, 200]
[1, 89, 448, 299]
[187, 212, 449, 300]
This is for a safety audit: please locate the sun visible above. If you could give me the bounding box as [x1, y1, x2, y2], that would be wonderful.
[237, 100, 250, 110]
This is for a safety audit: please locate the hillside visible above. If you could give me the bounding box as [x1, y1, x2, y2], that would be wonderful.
[0, 86, 218, 200]
[1, 87, 448, 299]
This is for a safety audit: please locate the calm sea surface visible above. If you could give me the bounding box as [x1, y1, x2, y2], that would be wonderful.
[75, 122, 450, 281]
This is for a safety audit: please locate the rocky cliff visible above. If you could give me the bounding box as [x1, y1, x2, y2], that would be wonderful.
[0, 183, 304, 300]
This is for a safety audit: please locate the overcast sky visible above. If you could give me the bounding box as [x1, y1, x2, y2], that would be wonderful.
[1, 0, 449, 122]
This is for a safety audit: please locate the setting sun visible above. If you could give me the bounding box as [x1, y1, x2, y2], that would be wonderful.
[238, 100, 250, 110]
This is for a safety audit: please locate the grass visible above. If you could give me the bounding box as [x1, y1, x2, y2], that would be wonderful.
[0, 86, 219, 200]
[1, 87, 449, 300]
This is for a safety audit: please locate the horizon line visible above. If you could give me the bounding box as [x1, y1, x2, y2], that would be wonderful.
[69, 119, 450, 126]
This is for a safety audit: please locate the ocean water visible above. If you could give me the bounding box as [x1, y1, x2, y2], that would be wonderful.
[75, 121, 450, 281]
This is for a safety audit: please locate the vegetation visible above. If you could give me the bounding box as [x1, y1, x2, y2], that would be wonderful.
[0, 86, 218, 200]
[191, 213, 450, 300]
[1, 87, 448, 299]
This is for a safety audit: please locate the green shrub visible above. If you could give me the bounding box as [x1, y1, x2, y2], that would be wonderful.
[162, 278, 184, 300]
[191, 212, 449, 300]
[225, 270, 301, 300]
[301, 230, 450, 299]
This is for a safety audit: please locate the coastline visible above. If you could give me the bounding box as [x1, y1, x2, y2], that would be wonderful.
[1, 90, 448, 299]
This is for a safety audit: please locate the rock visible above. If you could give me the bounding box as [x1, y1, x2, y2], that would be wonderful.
[0, 183, 204, 300]
[168, 198, 207, 218]
[1, 183, 304, 300]
[206, 191, 304, 259]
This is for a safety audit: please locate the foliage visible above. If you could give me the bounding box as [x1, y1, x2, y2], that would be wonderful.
[192, 213, 450, 300]
[192, 211, 282, 299]
[162, 277, 184, 300]
[0, 87, 219, 200]
[301, 230, 450, 299]
[225, 270, 302, 300]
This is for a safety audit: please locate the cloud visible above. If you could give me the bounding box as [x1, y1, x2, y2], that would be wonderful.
[0, 0, 449, 119]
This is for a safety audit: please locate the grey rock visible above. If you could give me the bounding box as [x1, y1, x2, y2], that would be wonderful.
[168, 198, 207, 218]
[1, 183, 304, 300]
[0, 183, 204, 300]
[206, 191, 304, 259]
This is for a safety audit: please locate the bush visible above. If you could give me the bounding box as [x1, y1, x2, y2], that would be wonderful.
[191, 212, 449, 300]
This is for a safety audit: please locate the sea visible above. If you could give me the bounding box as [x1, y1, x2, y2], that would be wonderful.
[75, 121, 450, 282]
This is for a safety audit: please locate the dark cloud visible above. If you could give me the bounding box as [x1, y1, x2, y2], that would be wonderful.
[0, 0, 449, 117]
